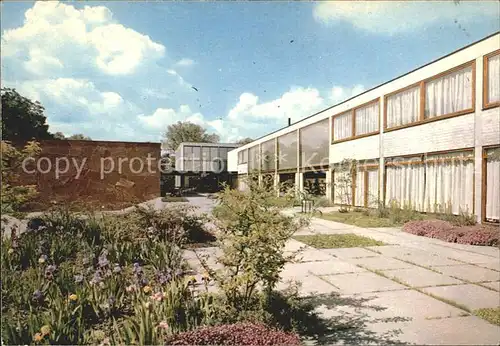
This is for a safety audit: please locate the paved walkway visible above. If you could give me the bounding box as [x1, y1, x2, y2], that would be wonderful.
[185, 206, 500, 345]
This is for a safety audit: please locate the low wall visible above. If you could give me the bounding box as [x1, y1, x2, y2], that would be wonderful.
[17, 139, 161, 208]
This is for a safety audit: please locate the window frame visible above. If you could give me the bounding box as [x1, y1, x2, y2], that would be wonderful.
[384, 60, 476, 132]
[482, 145, 500, 223]
[331, 98, 380, 144]
[483, 49, 500, 110]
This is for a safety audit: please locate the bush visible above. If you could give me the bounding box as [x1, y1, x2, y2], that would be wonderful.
[402, 220, 499, 246]
[166, 322, 301, 345]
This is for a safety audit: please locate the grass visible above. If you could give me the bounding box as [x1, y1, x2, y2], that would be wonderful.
[318, 210, 400, 227]
[474, 307, 500, 326]
[293, 233, 386, 249]
[162, 196, 189, 202]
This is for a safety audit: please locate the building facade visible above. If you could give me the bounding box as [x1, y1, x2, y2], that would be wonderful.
[174, 142, 240, 192]
[228, 32, 500, 223]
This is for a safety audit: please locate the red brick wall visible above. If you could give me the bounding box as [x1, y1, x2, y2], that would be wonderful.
[17, 140, 161, 206]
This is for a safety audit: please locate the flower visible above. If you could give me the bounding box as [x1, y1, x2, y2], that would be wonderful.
[7, 248, 14, 255]
[143, 285, 152, 294]
[158, 321, 169, 330]
[38, 255, 47, 264]
[32, 289, 44, 302]
[68, 294, 78, 302]
[74, 274, 84, 284]
[44, 265, 57, 278]
[151, 292, 163, 302]
[125, 285, 136, 293]
[90, 272, 102, 285]
[33, 332, 43, 342]
[40, 325, 51, 336]
[98, 256, 109, 268]
[113, 264, 121, 273]
[186, 276, 197, 285]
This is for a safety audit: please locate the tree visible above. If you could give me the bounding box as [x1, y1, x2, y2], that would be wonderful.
[163, 121, 219, 150]
[1, 88, 54, 141]
[53, 132, 66, 139]
[236, 137, 254, 145]
[68, 134, 92, 140]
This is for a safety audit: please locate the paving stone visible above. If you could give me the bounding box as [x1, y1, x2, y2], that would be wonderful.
[322, 272, 406, 294]
[329, 289, 467, 320]
[395, 253, 462, 267]
[432, 264, 500, 283]
[348, 256, 415, 271]
[422, 284, 500, 310]
[322, 247, 379, 259]
[477, 261, 500, 272]
[382, 267, 462, 287]
[294, 249, 335, 262]
[182, 249, 198, 260]
[481, 281, 500, 291]
[365, 245, 425, 257]
[282, 260, 365, 278]
[367, 316, 500, 345]
[294, 275, 338, 297]
[284, 239, 311, 252]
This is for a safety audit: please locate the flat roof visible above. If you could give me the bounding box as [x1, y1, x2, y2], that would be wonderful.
[177, 142, 241, 150]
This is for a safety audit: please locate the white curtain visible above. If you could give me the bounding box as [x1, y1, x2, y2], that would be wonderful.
[424, 153, 474, 215]
[333, 112, 352, 141]
[488, 54, 500, 104]
[367, 169, 379, 207]
[355, 170, 365, 207]
[386, 86, 420, 128]
[425, 65, 473, 118]
[486, 148, 500, 221]
[385, 164, 425, 211]
[355, 102, 379, 135]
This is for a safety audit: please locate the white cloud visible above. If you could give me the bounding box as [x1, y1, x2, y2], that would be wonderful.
[329, 84, 365, 103]
[175, 58, 195, 67]
[166, 69, 189, 87]
[138, 105, 205, 129]
[2, 1, 165, 75]
[11, 78, 125, 115]
[313, 1, 499, 34]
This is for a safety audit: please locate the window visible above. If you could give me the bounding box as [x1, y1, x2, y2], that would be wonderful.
[192, 146, 201, 160]
[425, 65, 473, 119]
[210, 147, 219, 160]
[384, 62, 475, 130]
[261, 139, 276, 171]
[300, 119, 329, 167]
[333, 112, 352, 141]
[484, 147, 500, 222]
[484, 51, 500, 108]
[386, 85, 420, 128]
[385, 157, 425, 211]
[353, 162, 379, 207]
[355, 102, 379, 136]
[424, 151, 474, 215]
[184, 146, 193, 159]
[202, 147, 210, 161]
[238, 149, 248, 164]
[278, 131, 297, 170]
[332, 100, 380, 142]
[248, 145, 260, 172]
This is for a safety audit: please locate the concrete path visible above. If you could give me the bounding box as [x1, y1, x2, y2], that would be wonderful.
[184, 208, 499, 345]
[278, 217, 500, 345]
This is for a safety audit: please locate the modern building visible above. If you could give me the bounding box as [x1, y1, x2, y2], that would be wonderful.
[228, 32, 500, 223]
[173, 142, 240, 192]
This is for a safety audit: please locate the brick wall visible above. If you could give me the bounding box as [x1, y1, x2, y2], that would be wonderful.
[17, 139, 161, 207]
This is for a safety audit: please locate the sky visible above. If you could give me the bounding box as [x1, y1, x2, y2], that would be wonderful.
[1, 1, 499, 144]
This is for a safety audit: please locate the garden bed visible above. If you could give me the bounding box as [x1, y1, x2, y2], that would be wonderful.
[402, 220, 500, 246]
[162, 196, 189, 203]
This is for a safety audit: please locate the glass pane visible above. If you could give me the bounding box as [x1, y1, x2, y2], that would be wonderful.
[301, 118, 329, 167]
[202, 147, 210, 160]
[425, 65, 473, 118]
[386, 86, 420, 128]
[261, 139, 276, 171]
[248, 145, 260, 172]
[184, 146, 193, 159]
[210, 147, 219, 159]
[192, 160, 201, 171]
[333, 112, 352, 141]
[278, 131, 297, 170]
[192, 146, 201, 159]
[355, 101, 379, 135]
[184, 159, 193, 171]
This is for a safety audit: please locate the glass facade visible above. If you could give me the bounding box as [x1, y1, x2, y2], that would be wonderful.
[261, 139, 276, 171]
[300, 118, 329, 168]
[277, 131, 297, 170]
[248, 145, 260, 172]
[181, 144, 236, 172]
